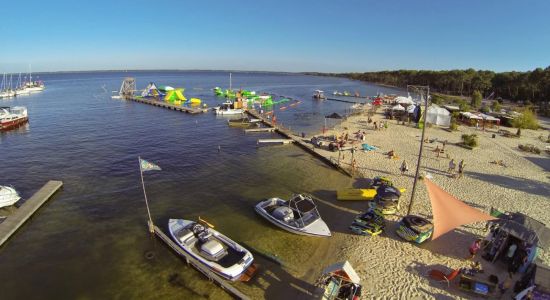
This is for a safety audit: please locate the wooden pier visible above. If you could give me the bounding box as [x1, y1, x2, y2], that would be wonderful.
[244, 127, 275, 133]
[152, 225, 250, 300]
[246, 110, 353, 177]
[257, 138, 294, 144]
[0, 180, 63, 247]
[126, 96, 209, 114]
[325, 97, 367, 104]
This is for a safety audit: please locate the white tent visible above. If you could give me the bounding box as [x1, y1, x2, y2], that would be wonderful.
[426, 105, 451, 127]
[392, 104, 405, 111]
[396, 96, 414, 105]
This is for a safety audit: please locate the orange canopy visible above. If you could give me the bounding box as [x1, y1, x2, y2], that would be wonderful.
[425, 178, 497, 240]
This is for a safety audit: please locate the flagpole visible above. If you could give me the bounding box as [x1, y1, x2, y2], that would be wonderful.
[139, 156, 154, 233]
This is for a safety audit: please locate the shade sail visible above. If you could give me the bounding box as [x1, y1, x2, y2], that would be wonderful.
[425, 178, 497, 240]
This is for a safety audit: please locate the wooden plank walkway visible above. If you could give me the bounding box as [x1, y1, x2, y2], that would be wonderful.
[246, 110, 353, 177]
[152, 225, 250, 300]
[0, 180, 63, 247]
[257, 139, 293, 144]
[126, 96, 209, 114]
[244, 127, 275, 133]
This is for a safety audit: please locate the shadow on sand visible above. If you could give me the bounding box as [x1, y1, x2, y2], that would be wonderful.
[466, 171, 550, 197]
[523, 155, 550, 172]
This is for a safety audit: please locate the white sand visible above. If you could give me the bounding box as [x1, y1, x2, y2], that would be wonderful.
[311, 110, 550, 299]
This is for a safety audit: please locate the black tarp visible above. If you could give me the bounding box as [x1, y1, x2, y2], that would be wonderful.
[490, 212, 550, 249]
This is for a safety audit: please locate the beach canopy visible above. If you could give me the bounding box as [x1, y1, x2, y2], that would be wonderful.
[426, 105, 451, 127]
[392, 104, 405, 111]
[396, 96, 414, 105]
[323, 261, 360, 284]
[424, 178, 497, 240]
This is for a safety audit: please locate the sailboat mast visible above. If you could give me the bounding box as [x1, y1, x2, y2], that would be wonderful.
[229, 72, 232, 91]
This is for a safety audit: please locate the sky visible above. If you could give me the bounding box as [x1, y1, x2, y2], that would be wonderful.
[0, 0, 549, 73]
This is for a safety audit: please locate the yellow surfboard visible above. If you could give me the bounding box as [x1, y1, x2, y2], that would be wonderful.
[337, 188, 406, 201]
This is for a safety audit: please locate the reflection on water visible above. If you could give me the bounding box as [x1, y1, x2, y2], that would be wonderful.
[0, 71, 403, 299]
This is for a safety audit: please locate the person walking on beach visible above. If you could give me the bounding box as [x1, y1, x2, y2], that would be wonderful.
[458, 160, 465, 178]
[373, 121, 377, 131]
[448, 159, 456, 174]
[400, 160, 409, 175]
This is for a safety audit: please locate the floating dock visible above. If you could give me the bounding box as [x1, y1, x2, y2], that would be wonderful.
[257, 138, 294, 144]
[126, 96, 209, 114]
[0, 180, 63, 247]
[325, 97, 367, 104]
[244, 127, 276, 133]
[152, 225, 250, 300]
[246, 110, 353, 177]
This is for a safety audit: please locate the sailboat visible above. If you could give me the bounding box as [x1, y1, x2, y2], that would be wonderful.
[16, 65, 44, 94]
[0, 74, 16, 99]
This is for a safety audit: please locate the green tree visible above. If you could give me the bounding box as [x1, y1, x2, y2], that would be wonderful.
[471, 90, 482, 108]
[490, 101, 501, 112]
[512, 109, 539, 129]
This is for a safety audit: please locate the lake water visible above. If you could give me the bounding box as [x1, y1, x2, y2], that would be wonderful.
[0, 71, 404, 299]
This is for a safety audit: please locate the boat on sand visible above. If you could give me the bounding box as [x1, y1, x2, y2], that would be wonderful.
[255, 194, 331, 237]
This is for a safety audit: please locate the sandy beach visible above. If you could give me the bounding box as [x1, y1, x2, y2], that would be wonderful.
[309, 108, 550, 299]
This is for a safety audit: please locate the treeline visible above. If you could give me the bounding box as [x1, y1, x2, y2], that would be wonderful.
[306, 67, 550, 104]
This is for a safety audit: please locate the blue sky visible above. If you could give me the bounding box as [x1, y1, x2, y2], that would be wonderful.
[0, 0, 549, 73]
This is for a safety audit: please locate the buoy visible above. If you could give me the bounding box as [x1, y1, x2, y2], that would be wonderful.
[144, 251, 155, 260]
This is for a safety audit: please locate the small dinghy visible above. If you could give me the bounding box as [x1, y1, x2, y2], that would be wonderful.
[255, 194, 331, 237]
[168, 219, 254, 281]
[0, 185, 21, 208]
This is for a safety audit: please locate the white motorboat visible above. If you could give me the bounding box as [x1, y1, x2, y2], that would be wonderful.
[0, 185, 21, 208]
[214, 101, 244, 115]
[255, 194, 332, 237]
[1, 106, 28, 130]
[168, 219, 254, 281]
[313, 90, 326, 100]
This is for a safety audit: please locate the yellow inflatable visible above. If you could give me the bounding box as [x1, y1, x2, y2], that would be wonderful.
[189, 98, 201, 104]
[337, 188, 406, 201]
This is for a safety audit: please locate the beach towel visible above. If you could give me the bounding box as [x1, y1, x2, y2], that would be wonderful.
[362, 144, 377, 151]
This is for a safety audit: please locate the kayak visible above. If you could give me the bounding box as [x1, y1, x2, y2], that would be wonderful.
[337, 188, 406, 201]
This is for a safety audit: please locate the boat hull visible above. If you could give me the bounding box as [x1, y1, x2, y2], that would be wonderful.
[1, 117, 28, 131]
[254, 199, 331, 237]
[0, 186, 21, 208]
[168, 219, 254, 281]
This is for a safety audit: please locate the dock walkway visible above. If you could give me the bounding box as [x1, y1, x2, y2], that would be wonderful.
[246, 110, 353, 177]
[0, 180, 63, 247]
[152, 225, 250, 300]
[126, 96, 209, 114]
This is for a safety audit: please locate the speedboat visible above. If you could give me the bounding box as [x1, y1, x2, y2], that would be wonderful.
[1, 106, 28, 131]
[313, 90, 326, 100]
[214, 101, 243, 115]
[255, 194, 331, 237]
[227, 117, 260, 127]
[168, 219, 254, 281]
[0, 185, 21, 208]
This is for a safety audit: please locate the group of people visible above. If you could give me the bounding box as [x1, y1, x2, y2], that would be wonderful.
[448, 158, 466, 178]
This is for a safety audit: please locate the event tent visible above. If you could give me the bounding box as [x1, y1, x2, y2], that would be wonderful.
[426, 105, 451, 127]
[396, 96, 415, 105]
[392, 104, 405, 111]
